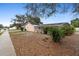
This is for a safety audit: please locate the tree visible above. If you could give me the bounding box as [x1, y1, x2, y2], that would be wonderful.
[0, 24, 3, 28]
[26, 15, 43, 25]
[25, 3, 79, 18]
[25, 3, 57, 17]
[11, 15, 27, 29]
[71, 18, 79, 27]
[11, 14, 43, 31]
[0, 24, 3, 31]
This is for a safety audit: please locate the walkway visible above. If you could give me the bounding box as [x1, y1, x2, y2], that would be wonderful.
[0, 30, 16, 56]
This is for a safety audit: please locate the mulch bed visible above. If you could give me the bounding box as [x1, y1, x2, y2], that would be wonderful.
[9, 31, 79, 56]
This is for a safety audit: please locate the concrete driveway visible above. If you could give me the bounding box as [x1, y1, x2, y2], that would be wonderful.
[74, 32, 79, 34]
[0, 30, 16, 56]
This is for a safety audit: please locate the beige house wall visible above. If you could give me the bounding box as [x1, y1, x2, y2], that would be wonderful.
[24, 22, 43, 33]
[25, 22, 35, 32]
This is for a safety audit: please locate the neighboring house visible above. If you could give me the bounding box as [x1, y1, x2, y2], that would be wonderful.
[0, 28, 4, 32]
[9, 26, 17, 30]
[24, 22, 69, 33]
[39, 22, 69, 27]
[75, 28, 79, 32]
[1, 29, 4, 32]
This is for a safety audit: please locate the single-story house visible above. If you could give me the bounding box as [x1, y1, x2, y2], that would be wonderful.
[23, 22, 69, 33]
[9, 26, 17, 30]
[0, 28, 4, 32]
[10, 22, 69, 33]
[24, 22, 42, 33]
[75, 28, 79, 32]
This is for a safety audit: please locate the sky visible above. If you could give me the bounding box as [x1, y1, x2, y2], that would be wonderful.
[0, 3, 78, 26]
[0, 3, 26, 26]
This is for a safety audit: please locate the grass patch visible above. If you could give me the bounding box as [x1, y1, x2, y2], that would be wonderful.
[0, 32, 3, 35]
[9, 29, 26, 35]
[0, 33, 1, 35]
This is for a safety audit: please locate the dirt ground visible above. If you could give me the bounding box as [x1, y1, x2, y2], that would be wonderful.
[9, 31, 79, 56]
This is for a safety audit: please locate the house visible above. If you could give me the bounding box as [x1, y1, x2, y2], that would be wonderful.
[9, 26, 17, 30]
[0, 28, 4, 32]
[24, 22, 69, 33]
[75, 28, 79, 32]
[39, 22, 69, 27]
[24, 22, 42, 33]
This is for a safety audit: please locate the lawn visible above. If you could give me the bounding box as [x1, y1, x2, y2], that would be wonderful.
[9, 30, 79, 56]
[0, 32, 3, 35]
[0, 32, 2, 35]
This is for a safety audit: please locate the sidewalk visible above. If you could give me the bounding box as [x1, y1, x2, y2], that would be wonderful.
[0, 30, 16, 56]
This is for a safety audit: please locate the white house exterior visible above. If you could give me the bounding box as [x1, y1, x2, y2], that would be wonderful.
[75, 28, 79, 32]
[0, 29, 4, 32]
[9, 26, 17, 30]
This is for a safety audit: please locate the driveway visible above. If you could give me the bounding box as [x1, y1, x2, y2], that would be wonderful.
[74, 32, 79, 34]
[0, 30, 16, 56]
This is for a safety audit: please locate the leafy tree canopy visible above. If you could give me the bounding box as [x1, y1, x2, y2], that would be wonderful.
[11, 14, 43, 28]
[26, 15, 43, 25]
[0, 24, 3, 28]
[71, 18, 79, 27]
[25, 3, 79, 18]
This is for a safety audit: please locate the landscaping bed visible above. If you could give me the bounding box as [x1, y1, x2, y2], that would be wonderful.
[9, 31, 79, 56]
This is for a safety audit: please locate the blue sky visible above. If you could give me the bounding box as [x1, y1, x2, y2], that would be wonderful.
[0, 3, 26, 26]
[0, 3, 78, 26]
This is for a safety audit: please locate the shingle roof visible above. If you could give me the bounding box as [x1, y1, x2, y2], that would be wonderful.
[39, 22, 69, 27]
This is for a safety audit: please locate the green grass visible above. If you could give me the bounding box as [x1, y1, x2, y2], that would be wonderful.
[0, 32, 2, 35]
[0, 30, 4, 35]
[0, 33, 1, 35]
[9, 29, 26, 35]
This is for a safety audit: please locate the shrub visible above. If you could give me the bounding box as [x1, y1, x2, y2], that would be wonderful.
[20, 27, 24, 31]
[42, 26, 57, 34]
[59, 28, 65, 38]
[43, 26, 49, 34]
[50, 27, 64, 42]
[46, 27, 53, 35]
[42, 24, 75, 43]
[61, 24, 75, 36]
[24, 29, 27, 31]
[20, 27, 26, 32]
[71, 18, 79, 27]
[42, 26, 64, 42]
